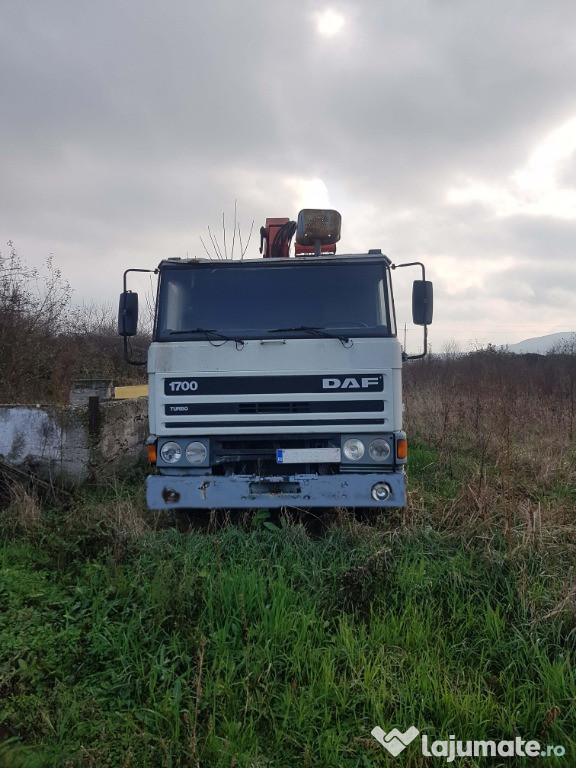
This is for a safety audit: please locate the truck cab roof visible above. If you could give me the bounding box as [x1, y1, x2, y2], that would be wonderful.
[158, 251, 392, 269]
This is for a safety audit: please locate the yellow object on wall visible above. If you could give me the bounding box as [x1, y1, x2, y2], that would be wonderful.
[114, 385, 149, 399]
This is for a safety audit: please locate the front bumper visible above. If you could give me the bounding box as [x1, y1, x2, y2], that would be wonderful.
[146, 471, 406, 510]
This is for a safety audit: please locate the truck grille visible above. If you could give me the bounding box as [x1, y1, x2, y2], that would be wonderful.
[238, 402, 310, 414]
[211, 435, 339, 476]
[165, 399, 384, 416]
[165, 418, 385, 428]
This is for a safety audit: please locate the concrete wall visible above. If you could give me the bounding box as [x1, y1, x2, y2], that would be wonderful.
[97, 398, 149, 474]
[0, 398, 148, 483]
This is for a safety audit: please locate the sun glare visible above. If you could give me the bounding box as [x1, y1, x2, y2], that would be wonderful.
[285, 176, 331, 211]
[314, 8, 346, 37]
[514, 115, 576, 194]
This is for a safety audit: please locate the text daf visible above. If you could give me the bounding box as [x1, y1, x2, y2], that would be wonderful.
[322, 377, 380, 390]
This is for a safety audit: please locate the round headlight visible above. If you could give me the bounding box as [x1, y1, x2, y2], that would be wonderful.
[186, 441, 207, 464]
[343, 438, 365, 461]
[160, 441, 182, 463]
[369, 438, 391, 462]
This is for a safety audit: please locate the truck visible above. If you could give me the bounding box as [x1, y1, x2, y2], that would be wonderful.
[118, 209, 432, 512]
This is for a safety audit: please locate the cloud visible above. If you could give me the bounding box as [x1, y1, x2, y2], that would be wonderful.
[448, 114, 576, 219]
[1, 0, 576, 344]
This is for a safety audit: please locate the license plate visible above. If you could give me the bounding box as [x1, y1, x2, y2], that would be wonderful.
[276, 448, 341, 464]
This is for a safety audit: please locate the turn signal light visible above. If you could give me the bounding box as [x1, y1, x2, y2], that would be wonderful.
[147, 443, 157, 464]
[396, 438, 407, 460]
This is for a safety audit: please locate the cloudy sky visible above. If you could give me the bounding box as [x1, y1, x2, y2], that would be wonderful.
[1, 0, 576, 350]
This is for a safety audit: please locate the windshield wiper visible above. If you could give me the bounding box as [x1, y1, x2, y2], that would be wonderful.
[169, 327, 244, 344]
[267, 325, 349, 343]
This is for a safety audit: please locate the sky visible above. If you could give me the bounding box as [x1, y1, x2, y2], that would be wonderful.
[1, 0, 576, 351]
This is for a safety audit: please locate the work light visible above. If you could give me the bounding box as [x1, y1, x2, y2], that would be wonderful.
[296, 209, 341, 245]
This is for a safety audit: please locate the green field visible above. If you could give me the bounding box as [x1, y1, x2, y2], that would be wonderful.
[1, 352, 575, 767]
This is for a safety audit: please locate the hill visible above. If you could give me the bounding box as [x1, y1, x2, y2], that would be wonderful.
[507, 331, 575, 354]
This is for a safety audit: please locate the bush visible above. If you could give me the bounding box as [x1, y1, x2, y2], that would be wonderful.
[0, 243, 147, 404]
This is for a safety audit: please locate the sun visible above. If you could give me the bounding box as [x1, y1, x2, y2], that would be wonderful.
[314, 8, 346, 37]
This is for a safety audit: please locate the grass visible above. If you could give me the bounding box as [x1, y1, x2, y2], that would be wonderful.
[1, 352, 576, 766]
[0, 518, 574, 766]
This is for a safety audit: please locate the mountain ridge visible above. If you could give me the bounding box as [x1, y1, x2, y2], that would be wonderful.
[507, 331, 575, 354]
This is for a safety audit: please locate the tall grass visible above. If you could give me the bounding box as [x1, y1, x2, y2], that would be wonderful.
[404, 350, 576, 535]
[1, 350, 575, 766]
[0, 522, 574, 766]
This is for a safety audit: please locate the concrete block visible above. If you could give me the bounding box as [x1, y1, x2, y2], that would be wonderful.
[0, 397, 148, 483]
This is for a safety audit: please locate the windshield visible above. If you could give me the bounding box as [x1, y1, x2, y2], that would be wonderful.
[155, 259, 395, 341]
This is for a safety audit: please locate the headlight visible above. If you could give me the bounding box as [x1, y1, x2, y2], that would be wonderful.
[186, 441, 207, 464]
[160, 441, 182, 463]
[343, 438, 365, 461]
[369, 438, 391, 462]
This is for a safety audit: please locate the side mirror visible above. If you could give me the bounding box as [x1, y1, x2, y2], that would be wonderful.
[118, 291, 139, 337]
[412, 280, 433, 326]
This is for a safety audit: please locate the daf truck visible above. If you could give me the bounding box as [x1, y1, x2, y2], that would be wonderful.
[118, 209, 433, 511]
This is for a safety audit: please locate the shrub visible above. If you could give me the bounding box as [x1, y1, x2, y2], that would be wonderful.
[0, 243, 147, 404]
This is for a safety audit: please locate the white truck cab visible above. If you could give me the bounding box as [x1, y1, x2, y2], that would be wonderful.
[119, 209, 433, 512]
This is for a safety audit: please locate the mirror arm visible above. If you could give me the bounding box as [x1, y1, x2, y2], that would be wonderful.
[124, 334, 147, 367]
[123, 268, 157, 291]
[391, 260, 426, 280]
[391, 261, 429, 359]
[402, 324, 428, 360]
